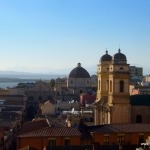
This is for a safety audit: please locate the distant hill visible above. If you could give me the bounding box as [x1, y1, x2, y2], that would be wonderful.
[0, 66, 97, 80]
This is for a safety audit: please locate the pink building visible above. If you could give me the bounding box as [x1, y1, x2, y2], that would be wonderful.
[80, 93, 96, 107]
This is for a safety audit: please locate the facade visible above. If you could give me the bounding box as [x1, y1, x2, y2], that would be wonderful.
[130, 66, 143, 81]
[89, 123, 150, 146]
[17, 127, 81, 150]
[55, 78, 68, 95]
[0, 89, 9, 95]
[144, 75, 150, 82]
[23, 80, 53, 120]
[130, 95, 150, 123]
[95, 49, 131, 125]
[0, 95, 26, 114]
[40, 100, 56, 115]
[7, 87, 25, 95]
[17, 117, 92, 150]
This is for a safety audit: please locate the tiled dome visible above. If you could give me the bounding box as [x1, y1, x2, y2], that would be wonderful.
[100, 50, 112, 61]
[69, 63, 90, 78]
[113, 48, 126, 61]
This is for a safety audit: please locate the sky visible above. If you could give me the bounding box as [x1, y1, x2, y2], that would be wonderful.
[0, 0, 150, 75]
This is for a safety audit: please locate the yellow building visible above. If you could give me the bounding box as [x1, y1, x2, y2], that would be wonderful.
[40, 100, 56, 115]
[95, 49, 131, 125]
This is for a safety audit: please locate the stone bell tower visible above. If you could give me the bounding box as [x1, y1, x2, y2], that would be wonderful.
[95, 49, 131, 125]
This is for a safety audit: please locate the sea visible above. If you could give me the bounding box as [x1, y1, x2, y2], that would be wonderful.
[0, 74, 66, 89]
[0, 82, 20, 88]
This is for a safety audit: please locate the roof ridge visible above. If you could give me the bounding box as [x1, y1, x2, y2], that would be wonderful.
[18, 126, 50, 136]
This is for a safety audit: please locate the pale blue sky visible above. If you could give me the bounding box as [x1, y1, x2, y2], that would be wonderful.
[0, 0, 150, 75]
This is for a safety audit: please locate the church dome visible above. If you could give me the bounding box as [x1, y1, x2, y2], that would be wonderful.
[69, 63, 90, 78]
[113, 48, 126, 61]
[100, 50, 112, 61]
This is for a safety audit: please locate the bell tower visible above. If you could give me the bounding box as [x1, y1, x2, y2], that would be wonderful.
[95, 49, 131, 125]
[95, 50, 112, 125]
[108, 49, 131, 123]
[97, 50, 112, 100]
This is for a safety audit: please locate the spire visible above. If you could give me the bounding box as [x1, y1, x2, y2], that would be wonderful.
[118, 48, 121, 53]
[106, 49, 108, 54]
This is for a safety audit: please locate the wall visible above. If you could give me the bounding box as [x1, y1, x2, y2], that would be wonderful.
[93, 132, 150, 145]
[41, 101, 55, 115]
[17, 136, 81, 150]
[131, 106, 150, 123]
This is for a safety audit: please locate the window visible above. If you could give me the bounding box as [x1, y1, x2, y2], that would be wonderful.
[48, 138, 56, 146]
[104, 135, 109, 144]
[110, 80, 112, 92]
[117, 135, 125, 144]
[64, 138, 70, 146]
[99, 80, 101, 91]
[120, 80, 124, 92]
[106, 80, 109, 91]
[136, 115, 142, 123]
[139, 135, 144, 144]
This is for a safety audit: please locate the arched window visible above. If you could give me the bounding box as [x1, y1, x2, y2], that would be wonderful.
[136, 115, 142, 123]
[110, 80, 112, 92]
[99, 80, 101, 91]
[106, 80, 109, 91]
[120, 80, 124, 92]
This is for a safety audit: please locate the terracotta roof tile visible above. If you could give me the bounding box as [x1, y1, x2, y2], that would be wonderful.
[111, 123, 150, 133]
[90, 123, 150, 133]
[47, 117, 66, 127]
[18, 127, 81, 138]
[19, 118, 50, 135]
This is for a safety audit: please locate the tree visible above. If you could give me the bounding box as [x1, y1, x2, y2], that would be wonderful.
[50, 79, 55, 91]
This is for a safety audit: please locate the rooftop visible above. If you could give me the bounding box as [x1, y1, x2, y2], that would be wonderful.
[18, 127, 81, 138]
[18, 118, 50, 135]
[88, 123, 150, 133]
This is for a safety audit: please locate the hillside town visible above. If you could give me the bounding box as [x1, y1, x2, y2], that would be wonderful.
[0, 49, 150, 150]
